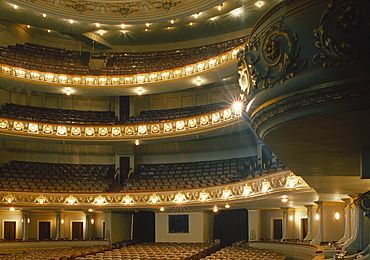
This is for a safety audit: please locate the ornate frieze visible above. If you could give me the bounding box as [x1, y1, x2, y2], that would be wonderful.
[0, 170, 312, 208]
[313, 0, 370, 67]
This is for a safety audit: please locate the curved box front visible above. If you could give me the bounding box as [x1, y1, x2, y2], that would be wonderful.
[239, 0, 370, 179]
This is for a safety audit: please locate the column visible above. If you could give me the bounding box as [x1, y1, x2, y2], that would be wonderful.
[311, 201, 323, 245]
[104, 211, 112, 243]
[343, 195, 365, 251]
[248, 209, 261, 241]
[85, 213, 91, 240]
[22, 211, 29, 241]
[338, 198, 352, 245]
[304, 205, 316, 242]
[282, 207, 294, 240]
[55, 212, 61, 240]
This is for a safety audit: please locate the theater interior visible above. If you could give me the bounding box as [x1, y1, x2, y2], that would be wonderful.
[0, 0, 369, 259]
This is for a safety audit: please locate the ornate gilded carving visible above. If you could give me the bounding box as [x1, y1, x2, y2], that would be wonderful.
[240, 20, 306, 94]
[313, 0, 370, 67]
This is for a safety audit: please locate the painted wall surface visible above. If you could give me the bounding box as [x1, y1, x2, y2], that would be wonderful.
[131, 84, 240, 116]
[156, 212, 211, 243]
[0, 87, 116, 111]
[321, 202, 345, 242]
[110, 212, 132, 244]
[293, 208, 308, 240]
[28, 212, 56, 240]
[248, 210, 260, 241]
[202, 212, 214, 243]
[260, 209, 283, 240]
[0, 211, 23, 240]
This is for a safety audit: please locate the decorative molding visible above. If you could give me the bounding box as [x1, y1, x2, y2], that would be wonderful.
[240, 19, 306, 94]
[313, 0, 370, 67]
[249, 79, 370, 133]
[0, 106, 242, 140]
[0, 46, 241, 87]
[0, 170, 313, 208]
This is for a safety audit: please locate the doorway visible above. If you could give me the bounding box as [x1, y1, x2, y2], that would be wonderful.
[38, 221, 51, 240]
[273, 219, 282, 240]
[71, 221, 83, 240]
[4, 221, 16, 240]
[301, 218, 308, 240]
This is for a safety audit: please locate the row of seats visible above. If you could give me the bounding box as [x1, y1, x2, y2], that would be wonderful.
[125, 102, 229, 123]
[0, 102, 230, 125]
[0, 37, 246, 76]
[74, 242, 219, 260]
[200, 245, 286, 260]
[0, 161, 115, 193]
[122, 157, 286, 191]
[0, 103, 118, 125]
[0, 43, 90, 75]
[0, 245, 113, 260]
[101, 37, 247, 75]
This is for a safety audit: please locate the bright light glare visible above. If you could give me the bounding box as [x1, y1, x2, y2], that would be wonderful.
[232, 101, 243, 112]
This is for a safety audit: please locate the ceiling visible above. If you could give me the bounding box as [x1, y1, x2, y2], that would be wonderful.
[0, 0, 280, 47]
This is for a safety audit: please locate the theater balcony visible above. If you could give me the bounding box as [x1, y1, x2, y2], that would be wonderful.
[240, 0, 370, 194]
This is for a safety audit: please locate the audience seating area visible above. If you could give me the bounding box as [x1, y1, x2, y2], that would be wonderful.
[101, 37, 247, 75]
[0, 103, 118, 125]
[0, 43, 90, 75]
[75, 242, 219, 260]
[0, 37, 247, 76]
[122, 157, 285, 192]
[124, 102, 229, 123]
[0, 245, 113, 260]
[0, 161, 115, 193]
[200, 245, 286, 260]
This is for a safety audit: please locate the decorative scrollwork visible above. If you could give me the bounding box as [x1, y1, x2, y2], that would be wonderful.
[313, 0, 370, 67]
[241, 20, 306, 93]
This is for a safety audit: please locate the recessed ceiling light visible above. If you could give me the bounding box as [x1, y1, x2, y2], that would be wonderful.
[95, 23, 101, 28]
[255, 1, 265, 8]
[189, 22, 193, 26]
[145, 23, 151, 27]
[26, 25, 31, 28]
[134, 139, 140, 146]
[120, 30, 128, 34]
[159, 207, 165, 212]
[231, 7, 242, 16]
[210, 16, 218, 21]
[13, 4, 18, 9]
[42, 13, 47, 17]
[47, 29, 51, 33]
[281, 197, 288, 203]
[120, 23, 126, 29]
[193, 12, 202, 18]
[170, 19, 175, 24]
[144, 28, 148, 32]
[217, 4, 223, 11]
[68, 19, 74, 24]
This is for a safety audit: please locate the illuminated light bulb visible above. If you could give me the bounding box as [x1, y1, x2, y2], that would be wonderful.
[134, 139, 140, 146]
[61, 219, 64, 224]
[232, 101, 243, 112]
[255, 1, 265, 8]
[213, 206, 218, 213]
[120, 23, 126, 28]
[196, 79, 202, 86]
[26, 25, 31, 28]
[27, 218, 30, 223]
[225, 204, 231, 209]
[231, 8, 242, 16]
[281, 197, 288, 203]
[42, 13, 47, 17]
[170, 19, 175, 24]
[210, 16, 218, 21]
[88, 208, 94, 212]
[217, 4, 223, 10]
[47, 29, 51, 33]
[65, 89, 71, 96]
[315, 213, 320, 221]
[9, 207, 15, 211]
[68, 19, 74, 24]
[137, 89, 143, 95]
[289, 215, 293, 222]
[159, 207, 165, 212]
[145, 28, 148, 32]
[91, 218, 95, 224]
[189, 22, 193, 26]
[13, 4, 18, 9]
[95, 23, 101, 28]
[335, 211, 340, 220]
[193, 12, 201, 18]
[146, 23, 151, 27]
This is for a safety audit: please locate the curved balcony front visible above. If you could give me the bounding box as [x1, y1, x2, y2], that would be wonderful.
[239, 0, 370, 185]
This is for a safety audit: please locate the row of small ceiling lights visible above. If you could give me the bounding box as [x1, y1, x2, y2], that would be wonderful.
[14, 1, 265, 34]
